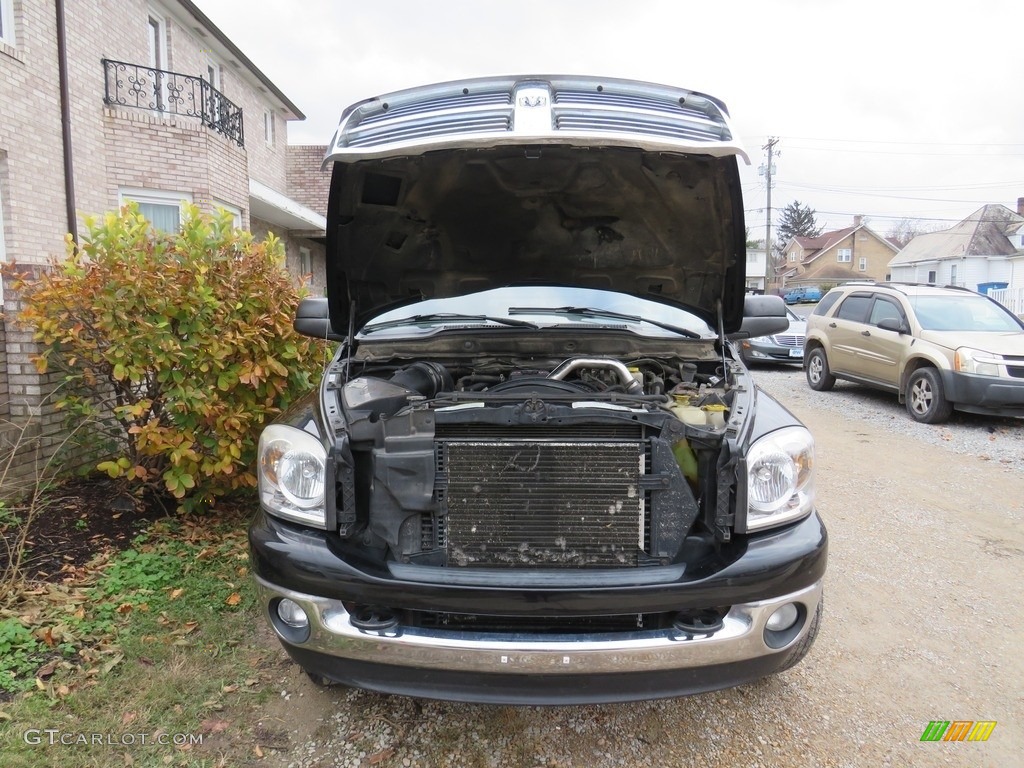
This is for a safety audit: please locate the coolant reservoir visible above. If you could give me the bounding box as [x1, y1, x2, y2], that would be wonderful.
[671, 396, 706, 426]
[627, 366, 644, 391]
[702, 404, 727, 429]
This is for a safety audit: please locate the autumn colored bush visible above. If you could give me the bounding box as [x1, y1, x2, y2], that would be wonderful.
[7, 204, 322, 511]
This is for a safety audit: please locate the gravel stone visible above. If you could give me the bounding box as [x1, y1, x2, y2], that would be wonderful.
[257, 363, 1023, 767]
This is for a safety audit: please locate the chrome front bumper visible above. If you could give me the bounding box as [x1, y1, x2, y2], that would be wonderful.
[256, 576, 823, 676]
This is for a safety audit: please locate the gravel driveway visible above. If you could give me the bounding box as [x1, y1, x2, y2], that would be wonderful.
[258, 365, 1023, 768]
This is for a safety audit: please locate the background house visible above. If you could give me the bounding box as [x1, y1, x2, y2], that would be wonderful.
[0, 0, 331, 486]
[745, 248, 767, 293]
[887, 201, 1024, 315]
[779, 216, 899, 291]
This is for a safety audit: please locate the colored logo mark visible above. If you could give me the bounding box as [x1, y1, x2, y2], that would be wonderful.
[920, 721, 996, 742]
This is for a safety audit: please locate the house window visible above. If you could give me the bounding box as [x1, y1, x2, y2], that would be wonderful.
[206, 58, 223, 124]
[0, 0, 15, 46]
[120, 188, 192, 231]
[927, 270, 937, 284]
[789, 251, 797, 263]
[858, 257, 867, 272]
[949, 263, 957, 286]
[147, 11, 168, 110]
[264, 110, 275, 146]
[213, 199, 241, 229]
[299, 246, 312, 276]
[837, 248, 852, 263]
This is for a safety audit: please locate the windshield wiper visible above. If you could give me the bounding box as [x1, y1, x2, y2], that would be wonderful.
[508, 306, 700, 338]
[361, 313, 540, 334]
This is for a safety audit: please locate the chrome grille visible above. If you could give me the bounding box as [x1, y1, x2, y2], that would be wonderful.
[346, 113, 511, 148]
[440, 440, 645, 568]
[553, 88, 731, 142]
[774, 334, 805, 348]
[327, 76, 743, 161]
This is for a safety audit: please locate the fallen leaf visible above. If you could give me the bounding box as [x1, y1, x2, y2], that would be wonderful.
[254, 745, 264, 758]
[56, 684, 70, 697]
[123, 711, 138, 726]
[169, 588, 185, 600]
[368, 747, 395, 764]
[225, 593, 242, 606]
[0, 710, 11, 720]
[100, 653, 124, 675]
[199, 718, 230, 734]
[37, 660, 58, 678]
[116, 603, 133, 615]
[222, 684, 238, 693]
[42, 627, 55, 647]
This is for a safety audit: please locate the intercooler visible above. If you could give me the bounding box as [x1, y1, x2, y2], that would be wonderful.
[435, 424, 647, 568]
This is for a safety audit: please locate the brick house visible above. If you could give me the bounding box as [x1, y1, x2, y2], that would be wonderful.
[778, 216, 899, 292]
[0, 0, 331, 488]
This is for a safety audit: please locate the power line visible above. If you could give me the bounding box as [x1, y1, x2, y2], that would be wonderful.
[741, 135, 1024, 148]
[774, 183, 1019, 205]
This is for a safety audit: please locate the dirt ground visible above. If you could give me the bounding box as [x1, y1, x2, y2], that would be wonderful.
[234, 383, 1023, 767]
[0, 478, 170, 581]
[10, 385, 1021, 766]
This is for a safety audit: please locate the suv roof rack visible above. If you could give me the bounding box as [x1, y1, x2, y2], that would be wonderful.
[870, 282, 977, 295]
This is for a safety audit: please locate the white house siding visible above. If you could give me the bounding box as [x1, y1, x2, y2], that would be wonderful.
[891, 257, 1013, 291]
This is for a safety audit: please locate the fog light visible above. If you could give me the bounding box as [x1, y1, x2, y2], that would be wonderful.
[766, 603, 799, 632]
[277, 598, 309, 629]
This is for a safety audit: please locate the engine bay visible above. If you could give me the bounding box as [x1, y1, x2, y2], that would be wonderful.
[320, 344, 751, 570]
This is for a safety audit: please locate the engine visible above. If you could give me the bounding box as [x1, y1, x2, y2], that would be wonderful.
[329, 355, 739, 570]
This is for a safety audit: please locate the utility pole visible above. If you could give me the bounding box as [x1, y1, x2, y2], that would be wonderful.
[760, 137, 779, 293]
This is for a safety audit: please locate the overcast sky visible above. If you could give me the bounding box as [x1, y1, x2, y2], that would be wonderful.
[197, 0, 1024, 238]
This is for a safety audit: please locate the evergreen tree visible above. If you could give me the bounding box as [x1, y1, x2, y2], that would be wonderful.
[776, 200, 823, 251]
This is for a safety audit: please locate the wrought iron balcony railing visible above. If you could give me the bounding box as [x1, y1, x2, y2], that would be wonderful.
[102, 58, 245, 148]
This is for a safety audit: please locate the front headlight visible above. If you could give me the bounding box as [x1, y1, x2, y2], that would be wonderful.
[744, 426, 814, 532]
[258, 424, 327, 528]
[955, 347, 1002, 377]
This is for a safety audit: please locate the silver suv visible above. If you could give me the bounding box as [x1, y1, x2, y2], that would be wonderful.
[804, 283, 1024, 423]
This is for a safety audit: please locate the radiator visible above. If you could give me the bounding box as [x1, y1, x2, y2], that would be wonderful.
[438, 436, 646, 568]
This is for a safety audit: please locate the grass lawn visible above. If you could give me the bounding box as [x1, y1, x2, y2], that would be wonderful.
[0, 481, 285, 767]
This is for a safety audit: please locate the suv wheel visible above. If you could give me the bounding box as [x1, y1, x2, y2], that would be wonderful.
[905, 368, 953, 424]
[806, 348, 835, 391]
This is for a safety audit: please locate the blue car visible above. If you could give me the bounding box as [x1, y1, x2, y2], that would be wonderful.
[784, 287, 822, 304]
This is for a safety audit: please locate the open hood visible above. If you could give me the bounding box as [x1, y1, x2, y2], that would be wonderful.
[323, 76, 751, 336]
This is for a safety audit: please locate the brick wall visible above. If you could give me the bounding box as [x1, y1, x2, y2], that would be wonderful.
[251, 217, 327, 297]
[101, 107, 249, 222]
[0, 317, 8, 421]
[0, 269, 91, 495]
[286, 145, 330, 217]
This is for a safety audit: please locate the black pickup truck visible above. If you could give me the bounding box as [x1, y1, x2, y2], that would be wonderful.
[249, 75, 827, 704]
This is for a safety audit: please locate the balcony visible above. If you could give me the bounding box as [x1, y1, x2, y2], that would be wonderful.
[102, 58, 244, 148]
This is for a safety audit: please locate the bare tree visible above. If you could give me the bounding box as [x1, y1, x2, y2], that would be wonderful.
[886, 218, 940, 249]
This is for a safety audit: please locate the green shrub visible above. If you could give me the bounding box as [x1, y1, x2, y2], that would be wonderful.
[8, 204, 322, 511]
